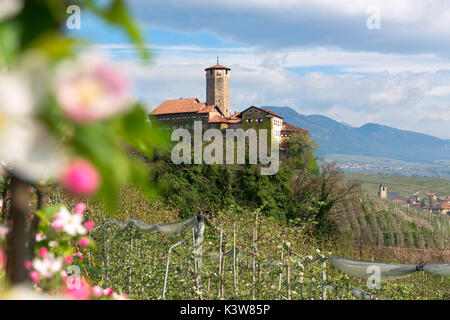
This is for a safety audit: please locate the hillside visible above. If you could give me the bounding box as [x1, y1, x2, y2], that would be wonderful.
[344, 173, 450, 198]
[264, 106, 450, 164]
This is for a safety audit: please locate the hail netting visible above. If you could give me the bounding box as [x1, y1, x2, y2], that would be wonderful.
[329, 256, 450, 280]
[95, 216, 198, 237]
[91, 216, 203, 299]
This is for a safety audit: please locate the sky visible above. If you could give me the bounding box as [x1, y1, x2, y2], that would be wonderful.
[72, 0, 450, 139]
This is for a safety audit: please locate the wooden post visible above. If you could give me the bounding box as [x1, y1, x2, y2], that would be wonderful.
[218, 228, 223, 299]
[252, 211, 259, 300]
[252, 226, 256, 300]
[286, 242, 291, 300]
[28, 186, 46, 259]
[322, 260, 327, 300]
[233, 222, 237, 298]
[5, 176, 29, 284]
[1, 177, 9, 224]
[278, 248, 283, 300]
[194, 215, 205, 300]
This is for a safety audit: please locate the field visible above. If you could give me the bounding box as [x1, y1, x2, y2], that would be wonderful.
[344, 173, 450, 198]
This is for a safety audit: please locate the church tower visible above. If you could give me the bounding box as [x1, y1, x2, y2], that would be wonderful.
[378, 184, 387, 199]
[205, 59, 231, 118]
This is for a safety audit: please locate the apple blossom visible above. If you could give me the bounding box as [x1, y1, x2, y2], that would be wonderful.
[84, 220, 95, 231]
[32, 253, 63, 278]
[64, 279, 91, 300]
[92, 285, 103, 297]
[64, 255, 73, 264]
[38, 247, 48, 258]
[0, 249, 6, 269]
[74, 202, 87, 214]
[24, 260, 32, 270]
[0, 72, 65, 183]
[78, 237, 90, 247]
[103, 287, 114, 296]
[61, 159, 101, 196]
[35, 233, 46, 241]
[29, 271, 40, 284]
[52, 206, 86, 236]
[54, 55, 133, 124]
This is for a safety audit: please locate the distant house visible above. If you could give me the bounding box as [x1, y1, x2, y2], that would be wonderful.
[433, 202, 450, 215]
[407, 194, 421, 205]
[426, 193, 437, 201]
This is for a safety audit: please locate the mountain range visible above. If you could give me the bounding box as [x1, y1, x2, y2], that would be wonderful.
[264, 106, 450, 164]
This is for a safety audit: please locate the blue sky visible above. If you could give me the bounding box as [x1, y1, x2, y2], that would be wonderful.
[71, 0, 450, 139]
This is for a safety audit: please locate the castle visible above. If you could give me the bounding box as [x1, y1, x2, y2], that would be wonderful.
[150, 62, 307, 142]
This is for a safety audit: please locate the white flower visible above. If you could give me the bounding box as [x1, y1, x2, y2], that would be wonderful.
[316, 249, 321, 253]
[0, 0, 23, 22]
[33, 253, 63, 278]
[49, 241, 58, 248]
[54, 54, 133, 124]
[307, 255, 314, 260]
[53, 207, 86, 236]
[35, 233, 46, 242]
[0, 71, 65, 182]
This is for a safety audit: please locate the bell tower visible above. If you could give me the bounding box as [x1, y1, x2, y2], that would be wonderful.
[205, 59, 231, 118]
[378, 184, 387, 199]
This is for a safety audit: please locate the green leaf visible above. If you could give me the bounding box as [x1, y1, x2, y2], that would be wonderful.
[86, 0, 150, 60]
[0, 22, 20, 68]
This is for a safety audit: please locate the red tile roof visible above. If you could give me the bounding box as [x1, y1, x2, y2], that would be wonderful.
[240, 106, 284, 119]
[390, 198, 407, 204]
[281, 122, 309, 133]
[150, 98, 221, 116]
[205, 64, 231, 71]
[208, 115, 230, 123]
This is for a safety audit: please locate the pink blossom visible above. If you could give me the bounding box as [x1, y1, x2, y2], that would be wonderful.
[78, 237, 90, 247]
[35, 233, 45, 241]
[61, 159, 101, 196]
[38, 247, 48, 258]
[30, 271, 40, 283]
[75, 252, 84, 260]
[55, 56, 133, 124]
[64, 255, 73, 264]
[92, 285, 103, 297]
[24, 260, 32, 270]
[84, 220, 95, 231]
[74, 202, 87, 214]
[64, 279, 91, 300]
[29, 214, 34, 220]
[0, 249, 6, 269]
[103, 287, 114, 296]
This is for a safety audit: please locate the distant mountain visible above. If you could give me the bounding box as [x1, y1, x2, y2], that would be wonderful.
[264, 106, 450, 163]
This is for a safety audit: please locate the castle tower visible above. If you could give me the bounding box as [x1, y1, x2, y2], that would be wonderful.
[378, 184, 387, 199]
[205, 60, 231, 118]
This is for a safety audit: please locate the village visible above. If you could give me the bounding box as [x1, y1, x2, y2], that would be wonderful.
[378, 184, 450, 216]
